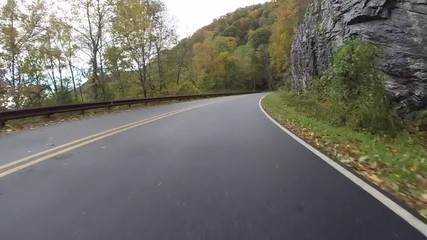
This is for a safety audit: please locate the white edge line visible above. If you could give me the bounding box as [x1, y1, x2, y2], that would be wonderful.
[258, 94, 427, 237]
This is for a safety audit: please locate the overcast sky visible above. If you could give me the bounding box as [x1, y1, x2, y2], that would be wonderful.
[0, 0, 269, 38]
[162, 0, 269, 38]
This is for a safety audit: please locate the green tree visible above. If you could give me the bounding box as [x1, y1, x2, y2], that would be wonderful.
[112, 0, 167, 98]
[248, 27, 271, 49]
[21, 47, 46, 106]
[212, 36, 238, 53]
[234, 45, 262, 90]
[269, 0, 297, 74]
[269, 0, 309, 75]
[322, 38, 400, 134]
[0, 0, 45, 108]
[193, 40, 226, 90]
[104, 45, 129, 98]
[151, 10, 178, 91]
[73, 0, 112, 101]
[51, 16, 80, 102]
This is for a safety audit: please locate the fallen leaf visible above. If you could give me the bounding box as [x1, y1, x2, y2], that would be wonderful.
[340, 159, 352, 164]
[391, 183, 399, 191]
[410, 163, 419, 172]
[368, 174, 383, 185]
[416, 175, 427, 186]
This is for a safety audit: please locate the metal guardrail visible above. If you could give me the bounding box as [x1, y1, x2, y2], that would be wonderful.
[0, 92, 258, 127]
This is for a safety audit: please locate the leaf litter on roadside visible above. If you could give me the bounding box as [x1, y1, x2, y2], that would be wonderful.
[263, 93, 427, 219]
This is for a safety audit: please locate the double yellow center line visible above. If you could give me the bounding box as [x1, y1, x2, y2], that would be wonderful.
[0, 101, 218, 179]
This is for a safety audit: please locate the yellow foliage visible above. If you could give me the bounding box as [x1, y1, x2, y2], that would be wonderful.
[193, 41, 227, 86]
[269, 0, 307, 74]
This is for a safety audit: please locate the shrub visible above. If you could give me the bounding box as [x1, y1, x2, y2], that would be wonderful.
[320, 38, 401, 135]
[177, 81, 200, 95]
[280, 38, 402, 135]
[406, 109, 427, 141]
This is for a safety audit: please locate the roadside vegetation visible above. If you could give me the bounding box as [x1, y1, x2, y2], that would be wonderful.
[263, 38, 427, 218]
[0, 0, 307, 110]
[1, 0, 310, 130]
[0, 0, 311, 109]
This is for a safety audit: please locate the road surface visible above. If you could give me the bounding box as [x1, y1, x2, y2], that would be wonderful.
[0, 93, 425, 240]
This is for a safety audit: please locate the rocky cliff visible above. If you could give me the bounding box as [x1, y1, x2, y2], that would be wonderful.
[291, 0, 427, 114]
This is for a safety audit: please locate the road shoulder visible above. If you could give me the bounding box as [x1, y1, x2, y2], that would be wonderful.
[260, 93, 427, 236]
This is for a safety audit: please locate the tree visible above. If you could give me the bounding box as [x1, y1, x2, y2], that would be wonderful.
[151, 6, 178, 91]
[105, 45, 127, 98]
[50, 16, 80, 102]
[234, 45, 262, 90]
[193, 39, 226, 90]
[72, 0, 112, 101]
[212, 36, 237, 53]
[37, 15, 81, 104]
[248, 27, 271, 49]
[173, 39, 191, 85]
[21, 47, 45, 106]
[258, 44, 273, 90]
[0, 0, 282, 108]
[0, 0, 45, 108]
[269, 0, 310, 75]
[112, 0, 167, 98]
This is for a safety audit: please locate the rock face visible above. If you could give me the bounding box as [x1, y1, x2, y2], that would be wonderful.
[291, 0, 427, 114]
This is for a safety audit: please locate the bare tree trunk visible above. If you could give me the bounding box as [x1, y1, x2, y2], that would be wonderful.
[79, 82, 84, 102]
[176, 64, 182, 85]
[50, 58, 58, 94]
[10, 16, 16, 89]
[91, 53, 100, 101]
[11, 53, 16, 89]
[98, 26, 106, 100]
[155, 45, 164, 91]
[68, 61, 78, 102]
[85, 0, 100, 101]
[142, 65, 148, 98]
[58, 60, 64, 90]
[141, 45, 148, 98]
[176, 46, 186, 85]
[117, 70, 124, 98]
[36, 76, 42, 106]
[58, 60, 65, 103]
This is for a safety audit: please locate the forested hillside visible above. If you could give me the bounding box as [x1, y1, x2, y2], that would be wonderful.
[0, 0, 309, 109]
[159, 0, 309, 95]
[124, 2, 278, 97]
[169, 3, 277, 93]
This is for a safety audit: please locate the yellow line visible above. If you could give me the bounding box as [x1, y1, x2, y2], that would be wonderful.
[0, 108, 184, 172]
[0, 101, 218, 178]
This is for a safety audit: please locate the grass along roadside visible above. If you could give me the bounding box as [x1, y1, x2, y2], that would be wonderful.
[262, 92, 427, 219]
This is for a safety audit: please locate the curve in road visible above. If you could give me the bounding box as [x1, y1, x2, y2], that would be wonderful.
[0, 93, 425, 240]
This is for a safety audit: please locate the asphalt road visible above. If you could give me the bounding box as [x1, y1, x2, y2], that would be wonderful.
[0, 93, 425, 240]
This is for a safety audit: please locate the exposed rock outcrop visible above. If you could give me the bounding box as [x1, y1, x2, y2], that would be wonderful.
[291, 0, 427, 114]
